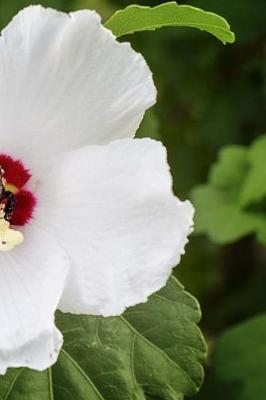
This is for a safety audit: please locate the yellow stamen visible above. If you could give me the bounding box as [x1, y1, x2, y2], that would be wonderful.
[4, 183, 18, 194]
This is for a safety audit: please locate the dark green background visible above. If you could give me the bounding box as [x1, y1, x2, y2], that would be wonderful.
[0, 1, 265, 398]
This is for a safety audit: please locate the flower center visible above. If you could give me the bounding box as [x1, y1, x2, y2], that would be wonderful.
[0, 154, 36, 252]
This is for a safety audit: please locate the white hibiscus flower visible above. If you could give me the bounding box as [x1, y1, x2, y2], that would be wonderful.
[0, 5, 194, 374]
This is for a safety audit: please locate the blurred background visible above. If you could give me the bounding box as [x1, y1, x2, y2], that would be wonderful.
[1, 0, 265, 398]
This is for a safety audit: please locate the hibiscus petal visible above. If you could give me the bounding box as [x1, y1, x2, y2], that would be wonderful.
[0, 225, 69, 373]
[36, 139, 194, 316]
[0, 6, 156, 168]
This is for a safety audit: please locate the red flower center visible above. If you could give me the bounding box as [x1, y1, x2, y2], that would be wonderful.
[0, 154, 36, 226]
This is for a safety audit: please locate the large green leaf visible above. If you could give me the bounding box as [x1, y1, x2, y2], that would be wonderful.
[104, 2, 235, 44]
[211, 314, 266, 400]
[0, 276, 206, 400]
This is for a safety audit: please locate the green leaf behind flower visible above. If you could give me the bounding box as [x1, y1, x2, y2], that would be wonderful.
[196, 314, 266, 400]
[212, 314, 266, 400]
[191, 135, 266, 245]
[0, 276, 206, 400]
[104, 2, 235, 44]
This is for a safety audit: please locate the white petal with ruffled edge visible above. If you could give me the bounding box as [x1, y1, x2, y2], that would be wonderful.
[0, 225, 69, 374]
[0, 6, 156, 169]
[36, 139, 194, 316]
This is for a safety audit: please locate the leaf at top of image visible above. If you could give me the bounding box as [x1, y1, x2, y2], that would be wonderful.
[0, 276, 206, 400]
[104, 2, 235, 44]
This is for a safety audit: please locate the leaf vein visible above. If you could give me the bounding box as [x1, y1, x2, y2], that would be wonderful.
[119, 316, 196, 389]
[61, 349, 104, 400]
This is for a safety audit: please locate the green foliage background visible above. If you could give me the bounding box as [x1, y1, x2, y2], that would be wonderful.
[0, 0, 265, 399]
